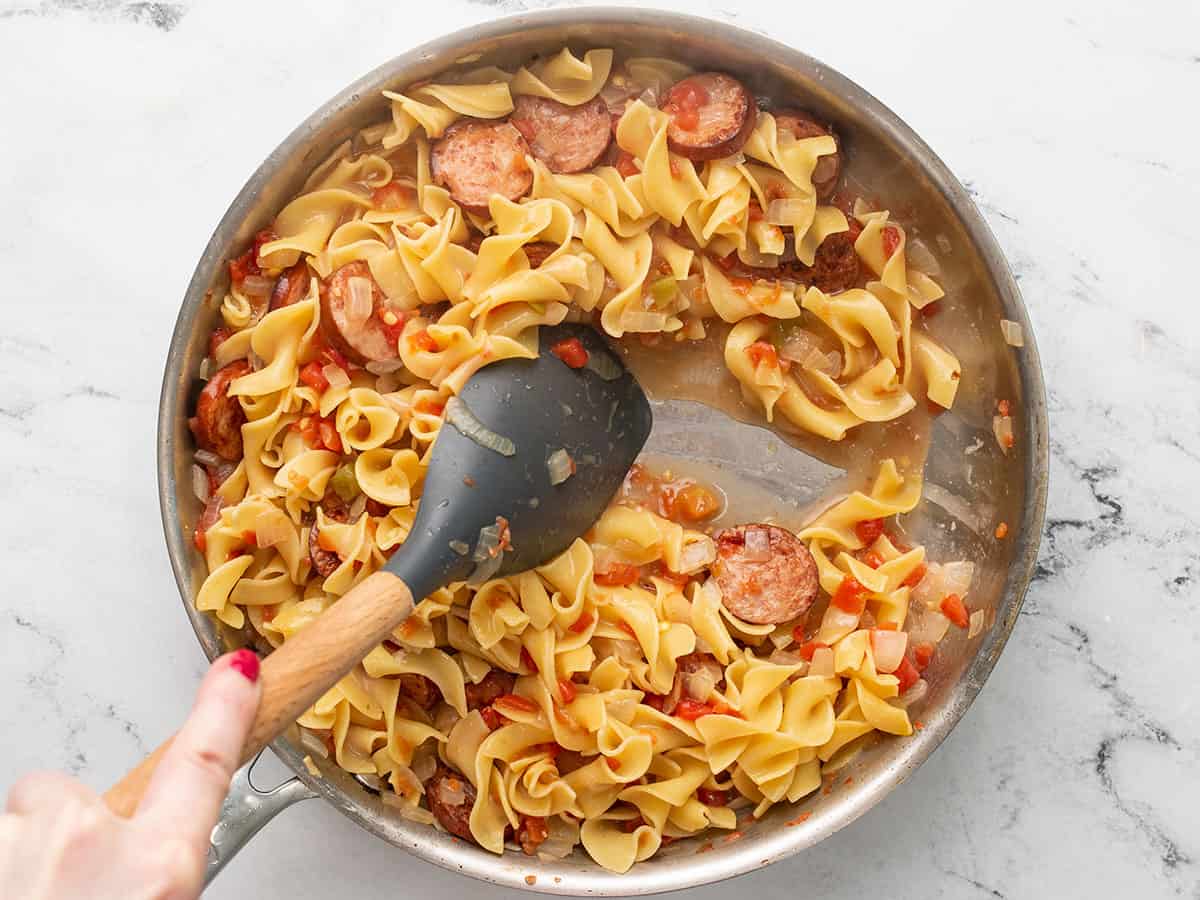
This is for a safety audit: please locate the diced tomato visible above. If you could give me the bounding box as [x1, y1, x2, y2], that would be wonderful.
[797, 639, 829, 661]
[208, 327, 233, 359]
[995, 522, 1010, 540]
[876, 621, 899, 631]
[697, 788, 729, 807]
[674, 699, 716, 721]
[261, 604, 278, 623]
[299, 361, 330, 394]
[557, 678, 577, 704]
[643, 693, 665, 711]
[746, 341, 779, 370]
[569, 611, 594, 634]
[517, 815, 549, 856]
[617, 620, 637, 639]
[479, 706, 503, 730]
[228, 228, 277, 283]
[370, 180, 414, 210]
[241, 530, 258, 548]
[495, 693, 538, 714]
[901, 563, 927, 589]
[997, 399, 1011, 417]
[550, 337, 589, 369]
[193, 528, 207, 553]
[615, 150, 640, 178]
[912, 642, 935, 672]
[861, 550, 885, 569]
[831, 576, 868, 615]
[378, 307, 407, 344]
[595, 563, 639, 587]
[881, 225, 902, 258]
[941, 593, 970, 629]
[319, 345, 351, 374]
[318, 419, 342, 454]
[854, 518, 885, 544]
[669, 484, 720, 523]
[410, 329, 438, 353]
[894, 656, 920, 693]
[606, 756, 621, 771]
[520, 647, 537, 673]
[365, 498, 389, 517]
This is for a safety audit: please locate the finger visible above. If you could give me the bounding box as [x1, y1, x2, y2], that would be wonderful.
[137, 650, 261, 848]
[5, 770, 98, 816]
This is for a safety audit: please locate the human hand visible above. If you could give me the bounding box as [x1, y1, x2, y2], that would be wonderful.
[0, 650, 261, 900]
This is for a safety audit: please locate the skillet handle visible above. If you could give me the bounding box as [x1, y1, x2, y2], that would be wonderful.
[206, 751, 317, 886]
[103, 570, 414, 817]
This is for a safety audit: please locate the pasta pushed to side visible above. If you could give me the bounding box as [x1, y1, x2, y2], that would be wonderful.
[189, 46, 979, 874]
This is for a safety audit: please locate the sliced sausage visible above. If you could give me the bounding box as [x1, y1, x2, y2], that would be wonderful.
[398, 674, 442, 711]
[510, 94, 612, 174]
[741, 218, 862, 294]
[308, 494, 350, 579]
[775, 111, 841, 200]
[712, 524, 819, 625]
[319, 261, 399, 366]
[189, 360, 250, 462]
[430, 119, 533, 214]
[663, 72, 757, 162]
[269, 261, 311, 310]
[424, 763, 477, 842]
[464, 669, 515, 710]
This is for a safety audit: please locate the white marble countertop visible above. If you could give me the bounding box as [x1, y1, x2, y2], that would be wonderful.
[1, 0, 1197, 897]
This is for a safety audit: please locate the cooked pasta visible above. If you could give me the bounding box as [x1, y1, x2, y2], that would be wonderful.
[188, 47, 977, 873]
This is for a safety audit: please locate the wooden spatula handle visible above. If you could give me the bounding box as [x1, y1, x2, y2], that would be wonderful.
[104, 570, 414, 817]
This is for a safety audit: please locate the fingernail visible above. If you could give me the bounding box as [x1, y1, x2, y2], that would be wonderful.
[228, 648, 260, 683]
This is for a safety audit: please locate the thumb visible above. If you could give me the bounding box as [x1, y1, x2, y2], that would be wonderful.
[137, 649, 262, 849]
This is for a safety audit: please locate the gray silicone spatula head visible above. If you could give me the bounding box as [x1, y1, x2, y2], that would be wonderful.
[384, 323, 651, 600]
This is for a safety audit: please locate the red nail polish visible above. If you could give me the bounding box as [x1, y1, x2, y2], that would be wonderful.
[228, 648, 260, 683]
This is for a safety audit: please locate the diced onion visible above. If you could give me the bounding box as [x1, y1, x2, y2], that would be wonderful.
[323, 363, 351, 389]
[346, 277, 374, 324]
[303, 755, 322, 777]
[769, 627, 795, 650]
[678, 536, 716, 573]
[366, 358, 406, 375]
[620, 309, 668, 332]
[198, 357, 212, 381]
[241, 274, 274, 298]
[768, 648, 807, 669]
[472, 523, 503, 563]
[766, 198, 810, 227]
[448, 539, 469, 556]
[936, 233, 952, 253]
[904, 237, 941, 277]
[536, 817, 580, 861]
[445, 396, 515, 457]
[354, 773, 384, 793]
[907, 604, 951, 644]
[870, 629, 908, 674]
[683, 665, 719, 703]
[254, 511, 294, 548]
[993, 415, 1014, 454]
[194, 449, 222, 468]
[547, 448, 574, 486]
[968, 609, 985, 638]
[724, 151, 746, 167]
[820, 603, 861, 639]
[637, 86, 658, 108]
[743, 526, 772, 562]
[660, 672, 683, 715]
[191, 464, 211, 503]
[410, 745, 439, 782]
[912, 561, 975, 607]
[809, 646, 835, 678]
[1000, 319, 1025, 347]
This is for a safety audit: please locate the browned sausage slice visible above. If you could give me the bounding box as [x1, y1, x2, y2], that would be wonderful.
[510, 94, 612, 174]
[270, 261, 311, 310]
[663, 72, 757, 162]
[775, 111, 841, 200]
[319, 261, 399, 366]
[190, 360, 251, 462]
[712, 524, 819, 625]
[308, 494, 350, 578]
[398, 673, 442, 711]
[424, 763, 477, 841]
[464, 669, 515, 710]
[430, 120, 533, 214]
[743, 217, 862, 294]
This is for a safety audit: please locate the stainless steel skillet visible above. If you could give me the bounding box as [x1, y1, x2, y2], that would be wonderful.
[156, 8, 1048, 894]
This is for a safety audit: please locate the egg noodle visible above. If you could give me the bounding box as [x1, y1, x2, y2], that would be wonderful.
[191, 47, 972, 872]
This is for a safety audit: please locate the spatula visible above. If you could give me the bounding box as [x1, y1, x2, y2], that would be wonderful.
[105, 323, 652, 817]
